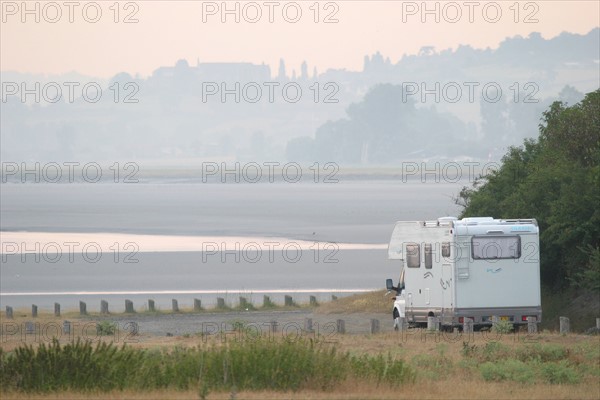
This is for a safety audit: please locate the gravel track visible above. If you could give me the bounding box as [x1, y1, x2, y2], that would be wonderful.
[91, 310, 394, 338]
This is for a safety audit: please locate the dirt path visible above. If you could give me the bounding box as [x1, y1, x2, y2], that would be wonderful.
[89, 310, 393, 339]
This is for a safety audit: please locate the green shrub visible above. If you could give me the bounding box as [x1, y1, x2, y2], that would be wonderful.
[516, 343, 569, 362]
[540, 361, 581, 384]
[0, 339, 143, 391]
[0, 337, 415, 393]
[480, 359, 535, 383]
[96, 321, 116, 336]
[480, 341, 510, 362]
[492, 320, 513, 334]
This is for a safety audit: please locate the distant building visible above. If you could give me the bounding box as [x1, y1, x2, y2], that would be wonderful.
[151, 59, 271, 83]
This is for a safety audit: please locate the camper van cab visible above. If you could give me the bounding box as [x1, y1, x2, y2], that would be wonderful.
[385, 217, 542, 329]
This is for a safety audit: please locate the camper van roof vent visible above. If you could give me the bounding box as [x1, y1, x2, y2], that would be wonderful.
[438, 217, 458, 222]
[503, 219, 538, 226]
[437, 216, 457, 227]
[423, 220, 440, 227]
[462, 217, 494, 225]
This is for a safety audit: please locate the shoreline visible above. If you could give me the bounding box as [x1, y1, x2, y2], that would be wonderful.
[0, 290, 377, 313]
[0, 231, 388, 253]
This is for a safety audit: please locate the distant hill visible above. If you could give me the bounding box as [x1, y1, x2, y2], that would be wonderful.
[1, 28, 598, 163]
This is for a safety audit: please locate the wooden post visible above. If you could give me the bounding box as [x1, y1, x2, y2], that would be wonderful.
[596, 318, 600, 330]
[239, 297, 248, 309]
[427, 316, 439, 331]
[559, 316, 570, 334]
[463, 318, 474, 334]
[395, 316, 406, 332]
[527, 317, 537, 334]
[336, 319, 345, 334]
[172, 299, 179, 312]
[148, 299, 155, 312]
[54, 303, 60, 317]
[194, 298, 202, 311]
[270, 320, 278, 333]
[31, 304, 38, 318]
[63, 320, 71, 334]
[284, 295, 293, 306]
[309, 296, 318, 306]
[217, 297, 226, 309]
[263, 295, 272, 307]
[5, 306, 13, 319]
[370, 319, 380, 334]
[491, 315, 499, 329]
[101, 300, 109, 314]
[304, 318, 313, 332]
[125, 300, 134, 313]
[79, 301, 87, 315]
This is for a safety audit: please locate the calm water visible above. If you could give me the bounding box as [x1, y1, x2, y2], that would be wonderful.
[1, 180, 463, 310]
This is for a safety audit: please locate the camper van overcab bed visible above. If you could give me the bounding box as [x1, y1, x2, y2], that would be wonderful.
[385, 217, 542, 330]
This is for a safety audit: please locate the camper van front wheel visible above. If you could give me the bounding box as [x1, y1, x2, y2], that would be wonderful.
[393, 309, 400, 331]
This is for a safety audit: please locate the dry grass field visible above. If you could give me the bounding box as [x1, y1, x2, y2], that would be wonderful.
[1, 294, 599, 400]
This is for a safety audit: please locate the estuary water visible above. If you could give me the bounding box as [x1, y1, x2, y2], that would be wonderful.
[1, 180, 464, 311]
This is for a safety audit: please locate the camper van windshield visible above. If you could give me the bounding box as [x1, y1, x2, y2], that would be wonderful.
[472, 236, 521, 260]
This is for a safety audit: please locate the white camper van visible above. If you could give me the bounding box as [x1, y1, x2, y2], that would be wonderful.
[385, 217, 542, 329]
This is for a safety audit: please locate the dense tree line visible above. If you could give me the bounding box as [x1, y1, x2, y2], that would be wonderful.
[457, 90, 599, 291]
[286, 84, 476, 162]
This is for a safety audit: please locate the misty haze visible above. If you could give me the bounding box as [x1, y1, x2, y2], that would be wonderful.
[1, 2, 599, 398]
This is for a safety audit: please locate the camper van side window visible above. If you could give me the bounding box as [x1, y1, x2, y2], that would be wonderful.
[407, 243, 420, 268]
[425, 244, 432, 269]
[442, 242, 451, 258]
[471, 236, 521, 260]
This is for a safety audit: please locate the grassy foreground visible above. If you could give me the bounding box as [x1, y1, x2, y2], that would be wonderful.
[0, 337, 414, 393]
[1, 326, 599, 399]
[1, 289, 599, 399]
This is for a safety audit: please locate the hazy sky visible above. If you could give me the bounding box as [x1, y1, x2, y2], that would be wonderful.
[1, 0, 599, 78]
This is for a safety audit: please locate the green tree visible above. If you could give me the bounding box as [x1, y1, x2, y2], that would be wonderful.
[457, 90, 600, 289]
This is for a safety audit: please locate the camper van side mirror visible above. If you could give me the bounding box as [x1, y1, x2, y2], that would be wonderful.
[385, 278, 395, 291]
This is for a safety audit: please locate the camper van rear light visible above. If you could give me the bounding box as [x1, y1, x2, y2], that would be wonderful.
[522, 316, 537, 322]
[458, 317, 475, 323]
